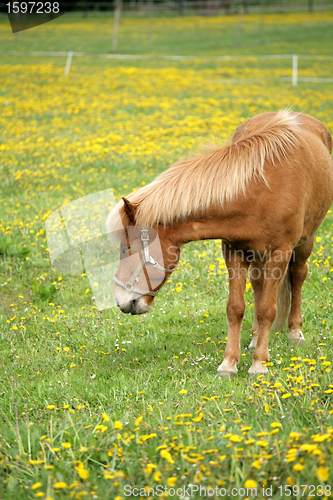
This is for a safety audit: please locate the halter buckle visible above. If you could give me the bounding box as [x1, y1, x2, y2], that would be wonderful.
[124, 282, 133, 291]
[141, 229, 149, 241]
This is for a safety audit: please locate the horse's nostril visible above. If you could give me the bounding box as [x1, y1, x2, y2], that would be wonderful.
[119, 299, 135, 314]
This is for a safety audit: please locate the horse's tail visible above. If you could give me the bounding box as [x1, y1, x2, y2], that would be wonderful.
[273, 269, 291, 332]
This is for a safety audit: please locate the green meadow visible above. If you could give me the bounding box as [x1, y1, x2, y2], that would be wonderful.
[0, 10, 333, 500]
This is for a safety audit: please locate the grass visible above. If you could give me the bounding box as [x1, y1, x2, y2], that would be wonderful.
[1, 10, 333, 56]
[0, 10, 333, 500]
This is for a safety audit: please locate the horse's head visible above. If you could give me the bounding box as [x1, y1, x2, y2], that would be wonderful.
[114, 197, 180, 315]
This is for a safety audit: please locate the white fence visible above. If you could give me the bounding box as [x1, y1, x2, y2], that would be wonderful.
[1, 50, 333, 85]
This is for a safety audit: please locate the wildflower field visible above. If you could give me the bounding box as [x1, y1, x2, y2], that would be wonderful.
[1, 10, 333, 500]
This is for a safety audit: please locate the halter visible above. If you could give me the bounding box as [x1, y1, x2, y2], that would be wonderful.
[114, 227, 173, 296]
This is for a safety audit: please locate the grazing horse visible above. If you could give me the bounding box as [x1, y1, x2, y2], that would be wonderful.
[106, 111, 333, 377]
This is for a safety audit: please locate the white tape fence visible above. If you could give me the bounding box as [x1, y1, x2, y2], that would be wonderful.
[2, 50, 333, 85]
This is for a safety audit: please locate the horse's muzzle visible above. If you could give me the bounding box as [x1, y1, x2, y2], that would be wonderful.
[116, 298, 135, 314]
[115, 297, 151, 315]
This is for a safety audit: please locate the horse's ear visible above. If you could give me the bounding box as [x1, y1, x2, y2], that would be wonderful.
[122, 197, 136, 222]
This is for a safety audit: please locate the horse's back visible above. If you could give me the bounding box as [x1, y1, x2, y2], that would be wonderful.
[227, 112, 333, 248]
[232, 111, 333, 154]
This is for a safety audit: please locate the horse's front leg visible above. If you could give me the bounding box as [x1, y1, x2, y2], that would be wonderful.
[248, 260, 265, 351]
[249, 252, 290, 376]
[217, 245, 249, 378]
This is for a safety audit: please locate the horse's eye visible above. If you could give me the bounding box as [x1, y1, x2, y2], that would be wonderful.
[122, 247, 131, 256]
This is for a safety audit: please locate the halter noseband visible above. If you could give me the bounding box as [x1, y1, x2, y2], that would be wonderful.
[114, 227, 173, 296]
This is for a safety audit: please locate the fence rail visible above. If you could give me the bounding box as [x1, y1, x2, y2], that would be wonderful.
[1, 50, 333, 86]
[81, 0, 333, 15]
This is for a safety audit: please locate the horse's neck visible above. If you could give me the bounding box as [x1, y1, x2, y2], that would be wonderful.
[165, 219, 229, 247]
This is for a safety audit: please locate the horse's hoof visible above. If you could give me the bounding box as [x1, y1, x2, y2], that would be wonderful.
[248, 362, 268, 377]
[217, 362, 238, 378]
[288, 331, 305, 345]
[248, 334, 258, 351]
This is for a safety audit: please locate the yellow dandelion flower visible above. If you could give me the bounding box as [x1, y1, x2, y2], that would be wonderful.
[300, 444, 317, 452]
[256, 440, 268, 447]
[144, 463, 156, 474]
[61, 442, 71, 449]
[316, 466, 329, 482]
[160, 449, 174, 464]
[102, 412, 110, 422]
[229, 435, 243, 443]
[54, 482, 67, 489]
[244, 479, 257, 489]
[313, 434, 330, 442]
[78, 468, 89, 480]
[167, 477, 177, 487]
[289, 432, 302, 439]
[113, 421, 123, 430]
[293, 463, 304, 472]
[31, 482, 42, 490]
[153, 471, 162, 482]
[135, 415, 143, 426]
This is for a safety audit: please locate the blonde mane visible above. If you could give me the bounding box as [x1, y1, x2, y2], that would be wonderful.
[107, 111, 302, 231]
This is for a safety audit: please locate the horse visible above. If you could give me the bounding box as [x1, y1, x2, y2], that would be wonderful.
[106, 111, 333, 377]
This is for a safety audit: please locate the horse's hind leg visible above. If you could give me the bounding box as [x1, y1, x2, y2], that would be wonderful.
[249, 250, 290, 376]
[217, 244, 249, 378]
[288, 237, 314, 345]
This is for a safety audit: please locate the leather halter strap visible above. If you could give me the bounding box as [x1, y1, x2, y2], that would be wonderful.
[114, 227, 173, 296]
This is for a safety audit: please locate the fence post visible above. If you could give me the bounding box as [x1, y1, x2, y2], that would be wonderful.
[112, 0, 123, 53]
[237, 4, 243, 46]
[292, 54, 298, 86]
[64, 51, 73, 76]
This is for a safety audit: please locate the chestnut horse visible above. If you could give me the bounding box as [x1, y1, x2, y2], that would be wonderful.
[107, 111, 333, 377]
